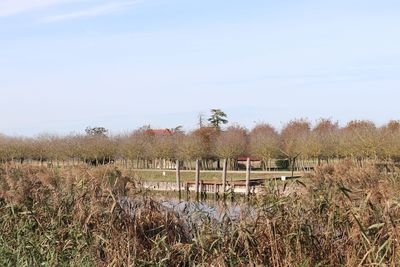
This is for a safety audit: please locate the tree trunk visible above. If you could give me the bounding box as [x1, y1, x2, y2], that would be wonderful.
[291, 157, 296, 178]
[195, 159, 200, 199]
[176, 159, 181, 198]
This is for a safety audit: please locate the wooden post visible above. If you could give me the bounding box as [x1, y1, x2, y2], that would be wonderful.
[222, 159, 227, 195]
[176, 159, 181, 198]
[246, 157, 251, 197]
[195, 159, 200, 199]
[200, 180, 204, 198]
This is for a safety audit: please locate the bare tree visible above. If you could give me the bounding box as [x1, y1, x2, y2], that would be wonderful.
[215, 125, 248, 170]
[83, 128, 116, 166]
[307, 119, 339, 165]
[249, 123, 280, 171]
[149, 130, 179, 169]
[280, 119, 311, 172]
[192, 126, 219, 169]
[339, 120, 381, 165]
[178, 132, 206, 169]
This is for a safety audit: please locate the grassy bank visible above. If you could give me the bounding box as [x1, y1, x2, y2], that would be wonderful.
[131, 169, 301, 182]
[0, 162, 399, 266]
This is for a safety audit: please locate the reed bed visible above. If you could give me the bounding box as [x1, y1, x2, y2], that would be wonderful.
[0, 161, 399, 266]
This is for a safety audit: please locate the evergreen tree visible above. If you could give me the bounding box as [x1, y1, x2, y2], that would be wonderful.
[208, 109, 228, 129]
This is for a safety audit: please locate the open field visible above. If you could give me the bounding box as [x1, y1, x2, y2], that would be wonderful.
[131, 169, 303, 182]
[1, 161, 400, 266]
[3, 162, 303, 183]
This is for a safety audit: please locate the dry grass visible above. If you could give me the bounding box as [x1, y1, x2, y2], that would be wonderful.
[0, 161, 399, 266]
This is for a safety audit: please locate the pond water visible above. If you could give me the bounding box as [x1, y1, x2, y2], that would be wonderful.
[119, 191, 259, 227]
[156, 196, 257, 223]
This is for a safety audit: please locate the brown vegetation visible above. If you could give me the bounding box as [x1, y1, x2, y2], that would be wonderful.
[1, 119, 400, 171]
[1, 161, 399, 265]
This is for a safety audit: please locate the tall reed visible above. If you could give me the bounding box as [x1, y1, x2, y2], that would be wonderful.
[0, 162, 399, 266]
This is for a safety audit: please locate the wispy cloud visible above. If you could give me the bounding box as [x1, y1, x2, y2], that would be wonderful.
[42, 1, 138, 22]
[0, 0, 72, 17]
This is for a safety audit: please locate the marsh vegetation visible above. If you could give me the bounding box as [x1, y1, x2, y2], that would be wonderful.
[1, 161, 399, 266]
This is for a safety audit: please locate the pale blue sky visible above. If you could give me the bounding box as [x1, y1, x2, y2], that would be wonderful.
[1, 0, 399, 136]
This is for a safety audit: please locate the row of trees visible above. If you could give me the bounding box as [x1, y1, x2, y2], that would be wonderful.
[1, 119, 400, 170]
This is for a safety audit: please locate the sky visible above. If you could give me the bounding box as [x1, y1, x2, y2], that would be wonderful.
[0, 0, 400, 136]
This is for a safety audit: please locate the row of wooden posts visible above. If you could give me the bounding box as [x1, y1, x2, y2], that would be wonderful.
[175, 158, 252, 198]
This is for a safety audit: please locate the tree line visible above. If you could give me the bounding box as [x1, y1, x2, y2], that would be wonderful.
[1, 118, 400, 170]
